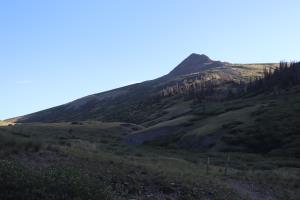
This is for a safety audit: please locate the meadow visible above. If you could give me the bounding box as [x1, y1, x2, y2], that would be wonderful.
[0, 119, 299, 199]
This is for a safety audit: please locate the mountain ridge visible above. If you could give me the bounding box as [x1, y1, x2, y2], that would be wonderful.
[10, 54, 276, 124]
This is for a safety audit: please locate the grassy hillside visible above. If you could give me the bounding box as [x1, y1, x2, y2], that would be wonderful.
[1, 85, 299, 199]
[127, 85, 300, 157]
[2, 55, 298, 199]
[0, 121, 299, 199]
[14, 61, 276, 124]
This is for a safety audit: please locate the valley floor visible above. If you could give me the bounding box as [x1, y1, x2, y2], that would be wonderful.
[0, 122, 299, 200]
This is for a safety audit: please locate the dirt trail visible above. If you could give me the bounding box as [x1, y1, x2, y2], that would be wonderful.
[227, 179, 276, 200]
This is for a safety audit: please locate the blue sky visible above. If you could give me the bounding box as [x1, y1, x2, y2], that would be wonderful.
[1, 0, 300, 119]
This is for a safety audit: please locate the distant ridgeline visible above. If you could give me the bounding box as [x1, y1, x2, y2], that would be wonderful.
[159, 61, 300, 101]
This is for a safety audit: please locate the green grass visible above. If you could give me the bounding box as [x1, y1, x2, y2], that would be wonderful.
[143, 86, 300, 157]
[0, 160, 112, 200]
[1, 86, 300, 199]
[0, 119, 299, 199]
[186, 104, 258, 137]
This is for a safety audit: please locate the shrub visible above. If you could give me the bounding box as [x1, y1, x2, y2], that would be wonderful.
[0, 160, 112, 200]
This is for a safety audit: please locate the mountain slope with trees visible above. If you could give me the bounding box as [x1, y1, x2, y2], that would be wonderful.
[1, 55, 300, 200]
[12, 54, 276, 124]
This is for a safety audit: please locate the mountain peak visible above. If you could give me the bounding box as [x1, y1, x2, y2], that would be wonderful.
[187, 53, 211, 62]
[167, 53, 225, 77]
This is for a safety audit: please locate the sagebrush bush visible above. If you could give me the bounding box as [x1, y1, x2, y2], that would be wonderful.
[0, 160, 112, 200]
[0, 133, 42, 155]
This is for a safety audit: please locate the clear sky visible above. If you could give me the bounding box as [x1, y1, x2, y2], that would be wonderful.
[1, 0, 300, 119]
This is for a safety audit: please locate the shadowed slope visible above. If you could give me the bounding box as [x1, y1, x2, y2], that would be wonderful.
[12, 54, 273, 124]
[166, 53, 228, 78]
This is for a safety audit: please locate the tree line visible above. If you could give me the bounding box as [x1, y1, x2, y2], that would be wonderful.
[159, 74, 239, 101]
[158, 61, 300, 101]
[247, 61, 300, 94]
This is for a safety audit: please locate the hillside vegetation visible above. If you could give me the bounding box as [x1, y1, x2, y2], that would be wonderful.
[1, 82, 300, 199]
[13, 54, 277, 124]
[0, 121, 299, 199]
[126, 85, 300, 157]
[2, 55, 300, 199]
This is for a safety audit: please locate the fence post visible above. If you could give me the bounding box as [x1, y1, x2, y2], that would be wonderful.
[224, 153, 230, 176]
[206, 156, 210, 175]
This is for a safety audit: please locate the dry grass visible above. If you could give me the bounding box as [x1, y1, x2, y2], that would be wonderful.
[0, 121, 14, 126]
